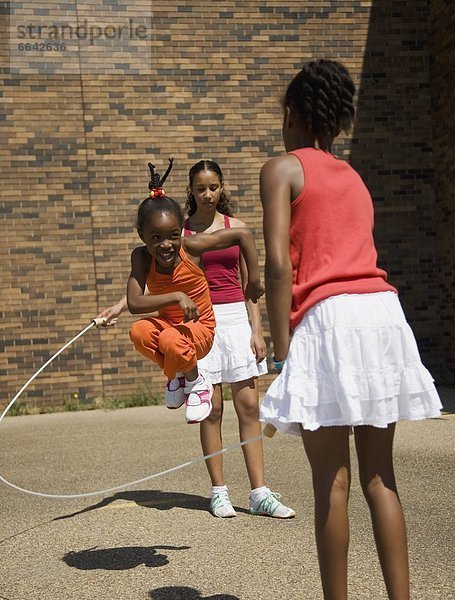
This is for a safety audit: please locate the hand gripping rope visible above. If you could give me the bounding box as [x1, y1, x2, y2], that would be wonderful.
[0, 318, 276, 500]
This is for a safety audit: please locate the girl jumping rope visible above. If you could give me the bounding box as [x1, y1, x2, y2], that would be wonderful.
[128, 161, 264, 424]
[259, 59, 442, 599]
[98, 160, 294, 518]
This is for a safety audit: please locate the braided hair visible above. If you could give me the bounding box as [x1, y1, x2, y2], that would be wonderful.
[185, 159, 234, 217]
[283, 59, 356, 151]
[136, 159, 184, 232]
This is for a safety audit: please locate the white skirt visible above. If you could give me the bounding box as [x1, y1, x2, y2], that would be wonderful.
[260, 292, 442, 434]
[198, 302, 268, 384]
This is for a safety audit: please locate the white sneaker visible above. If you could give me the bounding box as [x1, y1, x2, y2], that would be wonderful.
[184, 374, 213, 423]
[249, 489, 295, 519]
[165, 375, 185, 409]
[210, 490, 237, 518]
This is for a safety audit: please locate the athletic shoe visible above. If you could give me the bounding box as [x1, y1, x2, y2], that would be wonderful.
[249, 489, 296, 518]
[210, 490, 237, 518]
[184, 375, 213, 423]
[165, 375, 185, 409]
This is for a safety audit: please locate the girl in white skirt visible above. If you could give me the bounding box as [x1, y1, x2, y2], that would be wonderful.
[260, 59, 441, 599]
[185, 160, 294, 519]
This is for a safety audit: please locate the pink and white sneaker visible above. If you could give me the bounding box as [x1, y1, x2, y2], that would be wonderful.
[165, 374, 186, 409]
[184, 374, 213, 423]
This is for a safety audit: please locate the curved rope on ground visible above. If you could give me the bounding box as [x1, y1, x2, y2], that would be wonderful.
[0, 319, 264, 500]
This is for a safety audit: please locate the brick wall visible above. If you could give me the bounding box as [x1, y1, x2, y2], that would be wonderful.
[1, 1, 452, 411]
[349, 0, 446, 379]
[429, 0, 455, 383]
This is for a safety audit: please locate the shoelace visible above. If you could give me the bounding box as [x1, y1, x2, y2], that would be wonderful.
[253, 491, 282, 515]
[212, 492, 231, 509]
[188, 381, 208, 393]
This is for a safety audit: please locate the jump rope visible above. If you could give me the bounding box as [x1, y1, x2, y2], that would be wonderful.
[0, 318, 276, 500]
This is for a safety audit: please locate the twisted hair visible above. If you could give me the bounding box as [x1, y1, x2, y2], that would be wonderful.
[136, 160, 184, 232]
[283, 59, 356, 151]
[185, 159, 234, 217]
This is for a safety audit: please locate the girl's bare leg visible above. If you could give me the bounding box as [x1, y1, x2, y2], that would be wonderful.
[300, 425, 351, 600]
[354, 424, 409, 600]
[199, 383, 224, 486]
[231, 377, 265, 490]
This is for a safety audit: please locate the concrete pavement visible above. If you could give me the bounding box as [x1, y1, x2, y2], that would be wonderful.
[0, 388, 454, 600]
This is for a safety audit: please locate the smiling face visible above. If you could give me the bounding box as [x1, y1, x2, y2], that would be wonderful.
[139, 211, 182, 271]
[190, 169, 223, 215]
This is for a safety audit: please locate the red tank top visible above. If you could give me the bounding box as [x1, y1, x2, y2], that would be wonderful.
[184, 215, 245, 304]
[289, 148, 397, 329]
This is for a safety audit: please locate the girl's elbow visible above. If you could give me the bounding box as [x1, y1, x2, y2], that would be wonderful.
[127, 298, 141, 314]
[265, 263, 291, 281]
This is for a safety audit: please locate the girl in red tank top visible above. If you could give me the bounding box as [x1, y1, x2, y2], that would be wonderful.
[184, 160, 294, 519]
[259, 60, 441, 598]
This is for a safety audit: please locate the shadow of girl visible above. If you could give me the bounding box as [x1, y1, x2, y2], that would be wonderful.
[54, 489, 248, 521]
[63, 544, 190, 570]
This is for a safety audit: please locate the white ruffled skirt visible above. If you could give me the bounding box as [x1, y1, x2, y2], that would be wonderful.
[198, 302, 268, 384]
[260, 292, 442, 434]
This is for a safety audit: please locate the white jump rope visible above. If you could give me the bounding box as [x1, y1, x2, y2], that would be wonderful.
[0, 318, 276, 500]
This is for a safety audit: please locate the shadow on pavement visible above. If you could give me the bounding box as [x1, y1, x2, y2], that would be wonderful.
[438, 387, 455, 415]
[53, 489, 249, 522]
[149, 587, 239, 600]
[63, 544, 190, 570]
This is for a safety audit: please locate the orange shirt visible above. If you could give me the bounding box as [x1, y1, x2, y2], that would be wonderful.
[289, 148, 397, 329]
[146, 247, 215, 328]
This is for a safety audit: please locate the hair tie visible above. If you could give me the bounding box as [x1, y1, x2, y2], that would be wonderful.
[149, 187, 166, 198]
[147, 159, 174, 200]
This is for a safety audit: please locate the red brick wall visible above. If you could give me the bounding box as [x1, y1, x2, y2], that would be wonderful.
[1, 1, 452, 411]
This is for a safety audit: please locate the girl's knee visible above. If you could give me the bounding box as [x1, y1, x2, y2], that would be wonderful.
[359, 469, 398, 501]
[205, 385, 223, 422]
[158, 326, 176, 347]
[235, 398, 259, 422]
[312, 465, 351, 499]
[159, 327, 192, 356]
[205, 404, 223, 423]
[333, 469, 350, 492]
[232, 381, 259, 421]
[130, 321, 150, 346]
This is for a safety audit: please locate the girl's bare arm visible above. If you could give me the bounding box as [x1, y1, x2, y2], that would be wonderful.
[260, 156, 293, 361]
[184, 228, 264, 302]
[96, 296, 128, 325]
[239, 253, 267, 361]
